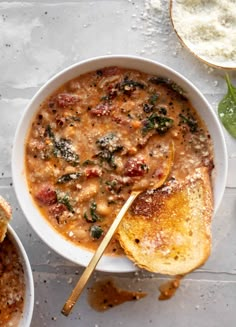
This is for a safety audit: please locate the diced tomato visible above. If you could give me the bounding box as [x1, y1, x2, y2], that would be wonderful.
[55, 93, 79, 108]
[100, 66, 121, 77]
[124, 158, 148, 177]
[84, 167, 102, 178]
[49, 203, 67, 219]
[105, 175, 133, 194]
[111, 116, 129, 125]
[106, 84, 118, 99]
[152, 168, 164, 180]
[35, 186, 57, 205]
[90, 103, 112, 116]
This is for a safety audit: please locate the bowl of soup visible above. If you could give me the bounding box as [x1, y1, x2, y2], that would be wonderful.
[12, 55, 227, 273]
[0, 225, 34, 327]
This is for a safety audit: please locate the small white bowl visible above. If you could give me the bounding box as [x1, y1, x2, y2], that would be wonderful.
[7, 225, 34, 327]
[170, 0, 236, 70]
[12, 55, 228, 273]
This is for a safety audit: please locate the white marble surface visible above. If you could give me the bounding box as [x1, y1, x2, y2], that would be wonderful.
[0, 1, 236, 326]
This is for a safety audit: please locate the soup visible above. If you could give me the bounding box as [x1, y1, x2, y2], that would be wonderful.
[25, 67, 213, 255]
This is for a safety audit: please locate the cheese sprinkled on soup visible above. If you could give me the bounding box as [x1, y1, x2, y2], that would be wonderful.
[25, 67, 213, 255]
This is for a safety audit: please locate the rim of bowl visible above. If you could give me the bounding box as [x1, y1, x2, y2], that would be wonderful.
[7, 225, 34, 327]
[12, 55, 228, 273]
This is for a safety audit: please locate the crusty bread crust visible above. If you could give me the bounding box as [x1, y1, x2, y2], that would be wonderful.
[118, 167, 213, 275]
[0, 196, 12, 242]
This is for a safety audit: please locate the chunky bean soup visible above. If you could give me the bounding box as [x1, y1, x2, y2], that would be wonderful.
[25, 67, 213, 255]
[0, 235, 25, 327]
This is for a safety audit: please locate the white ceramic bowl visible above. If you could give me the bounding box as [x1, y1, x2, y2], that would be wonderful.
[12, 55, 228, 273]
[7, 225, 34, 327]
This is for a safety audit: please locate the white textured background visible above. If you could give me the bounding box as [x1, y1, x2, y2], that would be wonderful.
[0, 1, 236, 326]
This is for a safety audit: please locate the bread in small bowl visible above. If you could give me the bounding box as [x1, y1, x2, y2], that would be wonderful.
[0, 195, 12, 242]
[0, 197, 34, 327]
[118, 167, 213, 275]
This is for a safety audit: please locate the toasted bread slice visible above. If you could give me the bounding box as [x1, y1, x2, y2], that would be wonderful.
[118, 167, 213, 275]
[0, 196, 12, 242]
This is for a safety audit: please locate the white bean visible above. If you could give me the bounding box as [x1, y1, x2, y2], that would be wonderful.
[77, 182, 99, 202]
[72, 229, 88, 240]
[96, 201, 111, 216]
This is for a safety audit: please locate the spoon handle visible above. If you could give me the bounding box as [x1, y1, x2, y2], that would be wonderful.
[61, 190, 140, 316]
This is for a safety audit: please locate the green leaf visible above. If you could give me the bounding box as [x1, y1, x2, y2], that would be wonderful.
[142, 113, 174, 135]
[84, 201, 101, 223]
[54, 138, 79, 166]
[148, 93, 158, 105]
[45, 125, 80, 165]
[218, 74, 236, 138]
[57, 172, 81, 184]
[149, 77, 186, 97]
[120, 78, 145, 92]
[45, 125, 55, 139]
[95, 133, 123, 169]
[179, 113, 198, 133]
[56, 192, 74, 213]
[90, 225, 103, 239]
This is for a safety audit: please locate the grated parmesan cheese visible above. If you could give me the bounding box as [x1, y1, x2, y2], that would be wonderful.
[171, 0, 236, 68]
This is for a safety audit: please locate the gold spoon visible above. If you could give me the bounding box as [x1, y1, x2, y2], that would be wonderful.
[61, 142, 174, 316]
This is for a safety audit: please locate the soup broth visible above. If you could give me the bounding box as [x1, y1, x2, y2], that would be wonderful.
[25, 67, 213, 255]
